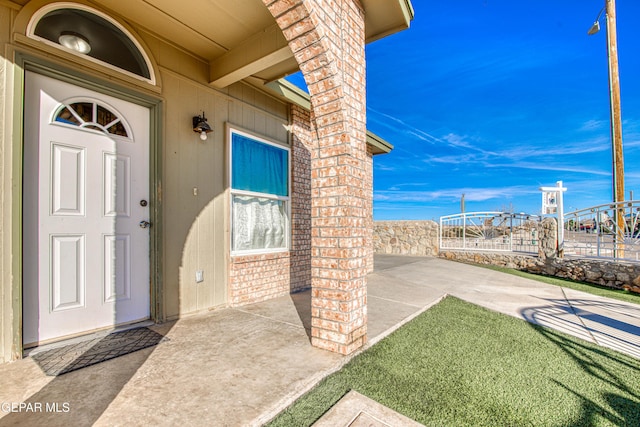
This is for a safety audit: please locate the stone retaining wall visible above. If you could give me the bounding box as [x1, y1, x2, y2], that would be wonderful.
[373, 221, 439, 256]
[373, 220, 640, 293]
[439, 250, 640, 293]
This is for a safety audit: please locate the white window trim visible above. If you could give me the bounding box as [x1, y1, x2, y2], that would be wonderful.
[228, 126, 291, 256]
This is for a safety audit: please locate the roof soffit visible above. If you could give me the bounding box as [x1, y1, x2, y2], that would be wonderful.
[21, 0, 412, 87]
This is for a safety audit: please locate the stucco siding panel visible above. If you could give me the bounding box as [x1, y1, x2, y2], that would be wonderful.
[160, 70, 288, 320]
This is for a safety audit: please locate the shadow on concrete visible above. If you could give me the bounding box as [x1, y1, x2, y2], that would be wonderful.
[521, 297, 640, 359]
[290, 289, 312, 340]
[0, 324, 172, 427]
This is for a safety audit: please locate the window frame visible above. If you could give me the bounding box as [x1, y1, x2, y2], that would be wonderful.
[228, 125, 291, 256]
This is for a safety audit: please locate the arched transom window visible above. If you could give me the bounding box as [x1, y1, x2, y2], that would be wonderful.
[53, 101, 131, 139]
[28, 4, 154, 84]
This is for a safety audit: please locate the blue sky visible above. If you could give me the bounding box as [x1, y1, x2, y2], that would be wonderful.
[287, 0, 640, 220]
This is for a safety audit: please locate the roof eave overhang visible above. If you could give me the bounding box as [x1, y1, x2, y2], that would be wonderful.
[364, 0, 415, 44]
[265, 79, 394, 155]
[209, 0, 414, 88]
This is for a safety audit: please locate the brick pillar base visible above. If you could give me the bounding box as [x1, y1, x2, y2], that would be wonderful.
[265, 0, 369, 355]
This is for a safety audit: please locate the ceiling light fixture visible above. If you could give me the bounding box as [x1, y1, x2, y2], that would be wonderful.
[58, 31, 91, 54]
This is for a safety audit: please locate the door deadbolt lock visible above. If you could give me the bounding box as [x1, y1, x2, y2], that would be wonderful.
[139, 220, 152, 229]
[140, 200, 148, 207]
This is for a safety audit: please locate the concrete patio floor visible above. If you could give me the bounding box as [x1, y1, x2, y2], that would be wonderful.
[1, 255, 639, 426]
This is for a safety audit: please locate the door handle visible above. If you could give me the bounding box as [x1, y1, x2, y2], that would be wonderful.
[139, 220, 152, 229]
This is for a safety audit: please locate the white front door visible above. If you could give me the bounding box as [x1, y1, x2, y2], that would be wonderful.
[23, 71, 151, 346]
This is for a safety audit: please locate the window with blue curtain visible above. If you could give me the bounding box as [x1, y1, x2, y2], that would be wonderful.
[230, 130, 290, 253]
[232, 133, 288, 196]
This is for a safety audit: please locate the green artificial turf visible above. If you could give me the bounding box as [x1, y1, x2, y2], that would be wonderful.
[480, 264, 640, 305]
[268, 297, 640, 427]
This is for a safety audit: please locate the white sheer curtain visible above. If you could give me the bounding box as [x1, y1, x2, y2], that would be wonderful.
[232, 195, 286, 251]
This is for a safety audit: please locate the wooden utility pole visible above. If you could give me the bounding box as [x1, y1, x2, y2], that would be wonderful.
[605, 0, 625, 255]
[606, 0, 624, 205]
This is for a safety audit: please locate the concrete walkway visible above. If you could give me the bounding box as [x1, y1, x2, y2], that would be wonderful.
[371, 255, 640, 359]
[1, 255, 639, 426]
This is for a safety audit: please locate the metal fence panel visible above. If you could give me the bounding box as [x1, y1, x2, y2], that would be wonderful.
[440, 212, 540, 254]
[564, 201, 640, 261]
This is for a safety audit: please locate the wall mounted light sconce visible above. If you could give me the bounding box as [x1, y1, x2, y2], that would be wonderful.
[192, 112, 213, 141]
[58, 31, 91, 54]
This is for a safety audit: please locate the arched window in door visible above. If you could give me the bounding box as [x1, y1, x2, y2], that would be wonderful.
[53, 100, 132, 139]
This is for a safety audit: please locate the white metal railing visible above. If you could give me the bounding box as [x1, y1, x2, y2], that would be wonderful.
[440, 212, 540, 254]
[564, 200, 640, 261]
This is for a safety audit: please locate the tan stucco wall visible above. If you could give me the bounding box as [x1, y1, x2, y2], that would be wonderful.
[159, 69, 288, 319]
[0, 1, 289, 362]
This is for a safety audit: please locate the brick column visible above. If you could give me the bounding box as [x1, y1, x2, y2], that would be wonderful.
[290, 105, 313, 291]
[265, 0, 369, 354]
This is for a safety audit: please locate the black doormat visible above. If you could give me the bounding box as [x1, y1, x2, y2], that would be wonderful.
[31, 327, 167, 376]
